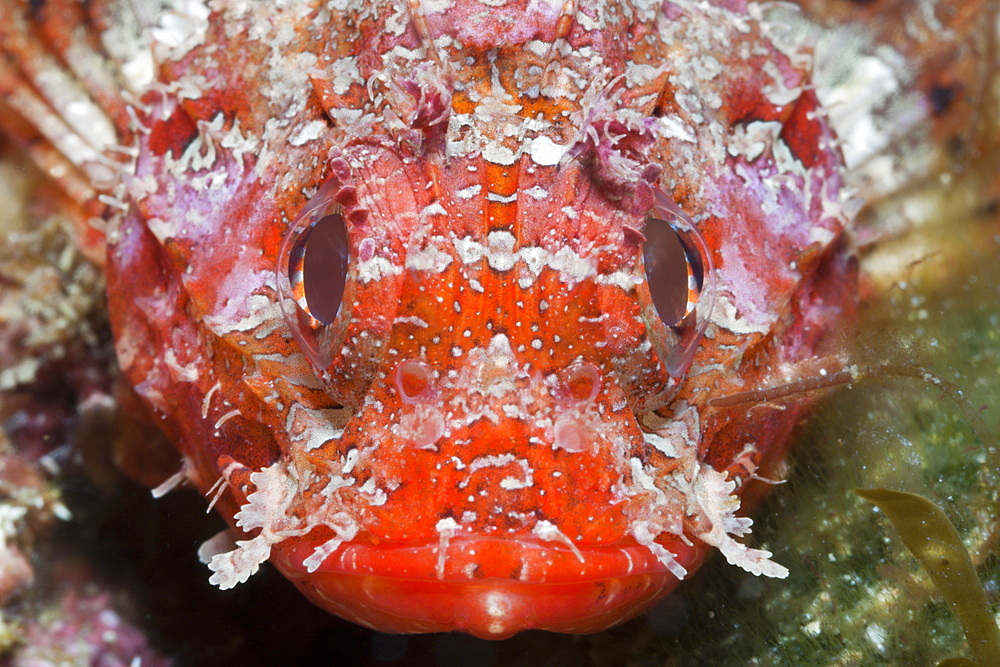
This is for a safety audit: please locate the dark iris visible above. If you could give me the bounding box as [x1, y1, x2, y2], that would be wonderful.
[642, 216, 696, 327]
[293, 213, 349, 325]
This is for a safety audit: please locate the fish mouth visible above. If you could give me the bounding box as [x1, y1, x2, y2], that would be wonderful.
[270, 534, 705, 638]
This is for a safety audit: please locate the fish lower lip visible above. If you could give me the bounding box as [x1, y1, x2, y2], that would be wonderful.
[270, 535, 705, 637]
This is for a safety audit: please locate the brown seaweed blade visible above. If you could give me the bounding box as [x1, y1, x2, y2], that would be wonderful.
[856, 488, 1000, 666]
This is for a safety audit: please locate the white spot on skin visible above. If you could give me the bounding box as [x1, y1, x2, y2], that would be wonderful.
[519, 247, 546, 275]
[407, 243, 453, 273]
[625, 61, 661, 87]
[394, 315, 430, 327]
[487, 191, 518, 203]
[420, 202, 449, 220]
[549, 246, 596, 283]
[422, 0, 456, 13]
[455, 184, 482, 199]
[553, 414, 588, 453]
[523, 185, 549, 200]
[447, 238, 598, 283]
[357, 255, 403, 283]
[659, 115, 696, 143]
[483, 590, 514, 636]
[809, 225, 835, 246]
[727, 121, 783, 162]
[164, 349, 199, 382]
[357, 478, 388, 506]
[467, 453, 516, 474]
[326, 55, 364, 94]
[486, 231, 518, 271]
[285, 404, 352, 452]
[712, 292, 772, 335]
[204, 291, 283, 337]
[288, 120, 328, 146]
[528, 135, 567, 165]
[454, 237, 485, 264]
[500, 465, 534, 490]
[482, 142, 516, 166]
[762, 60, 802, 106]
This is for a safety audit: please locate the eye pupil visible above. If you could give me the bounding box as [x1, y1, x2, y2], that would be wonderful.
[642, 216, 691, 327]
[299, 213, 349, 325]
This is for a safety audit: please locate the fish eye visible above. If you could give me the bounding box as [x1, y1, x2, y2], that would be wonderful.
[640, 195, 716, 380]
[288, 212, 349, 325]
[274, 171, 394, 407]
[276, 180, 353, 373]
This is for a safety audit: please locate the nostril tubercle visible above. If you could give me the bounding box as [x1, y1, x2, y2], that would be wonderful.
[564, 362, 602, 403]
[396, 359, 433, 402]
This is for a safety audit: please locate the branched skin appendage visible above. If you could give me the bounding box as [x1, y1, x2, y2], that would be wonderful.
[105, 0, 855, 637]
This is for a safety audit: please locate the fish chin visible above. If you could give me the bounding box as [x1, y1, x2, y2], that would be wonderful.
[271, 535, 705, 637]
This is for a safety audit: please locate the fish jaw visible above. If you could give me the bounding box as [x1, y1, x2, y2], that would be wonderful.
[272, 534, 705, 638]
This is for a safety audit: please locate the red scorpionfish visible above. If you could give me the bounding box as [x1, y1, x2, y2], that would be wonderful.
[5, 0, 856, 638]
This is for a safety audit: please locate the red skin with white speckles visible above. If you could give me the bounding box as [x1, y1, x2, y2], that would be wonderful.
[98, 0, 854, 637]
